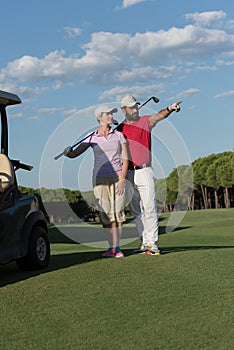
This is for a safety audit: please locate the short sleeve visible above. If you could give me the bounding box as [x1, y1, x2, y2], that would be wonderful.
[115, 130, 126, 144]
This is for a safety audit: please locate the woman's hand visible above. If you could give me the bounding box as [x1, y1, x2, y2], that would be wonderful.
[115, 179, 125, 195]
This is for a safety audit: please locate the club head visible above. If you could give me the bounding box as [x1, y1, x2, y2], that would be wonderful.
[139, 96, 160, 109]
[152, 96, 159, 103]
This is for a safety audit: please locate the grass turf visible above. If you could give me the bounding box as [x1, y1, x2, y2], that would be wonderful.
[0, 208, 234, 349]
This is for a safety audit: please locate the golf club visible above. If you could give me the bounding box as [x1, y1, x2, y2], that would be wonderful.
[55, 97, 159, 160]
[54, 131, 95, 160]
[139, 96, 159, 109]
[54, 120, 119, 160]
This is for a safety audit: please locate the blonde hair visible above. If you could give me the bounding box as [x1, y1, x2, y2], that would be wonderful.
[97, 112, 103, 122]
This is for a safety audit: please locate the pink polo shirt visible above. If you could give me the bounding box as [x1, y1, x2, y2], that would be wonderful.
[82, 129, 126, 178]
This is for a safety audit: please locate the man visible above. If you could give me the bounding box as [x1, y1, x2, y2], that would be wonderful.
[117, 95, 182, 255]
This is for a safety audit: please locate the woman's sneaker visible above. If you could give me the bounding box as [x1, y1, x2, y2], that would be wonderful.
[102, 248, 114, 258]
[114, 247, 124, 258]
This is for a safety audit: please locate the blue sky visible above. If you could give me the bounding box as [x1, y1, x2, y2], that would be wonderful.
[1, 0, 234, 190]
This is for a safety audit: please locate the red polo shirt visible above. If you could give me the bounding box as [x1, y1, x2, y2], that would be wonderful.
[117, 116, 152, 166]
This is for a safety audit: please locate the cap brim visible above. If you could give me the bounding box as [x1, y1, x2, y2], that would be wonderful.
[122, 102, 141, 108]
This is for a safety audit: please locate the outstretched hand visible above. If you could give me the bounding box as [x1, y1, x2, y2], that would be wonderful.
[168, 101, 182, 113]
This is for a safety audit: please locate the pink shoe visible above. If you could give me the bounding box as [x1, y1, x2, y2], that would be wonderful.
[114, 248, 124, 258]
[102, 248, 114, 258]
[115, 251, 124, 258]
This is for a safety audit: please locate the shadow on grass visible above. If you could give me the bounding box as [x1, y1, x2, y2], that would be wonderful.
[49, 226, 80, 244]
[159, 226, 192, 235]
[1, 244, 234, 287]
[1, 223, 195, 287]
[0, 250, 105, 288]
[4, 219, 232, 287]
[161, 245, 234, 255]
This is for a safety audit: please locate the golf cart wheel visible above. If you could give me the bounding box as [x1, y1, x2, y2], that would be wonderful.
[16, 226, 50, 271]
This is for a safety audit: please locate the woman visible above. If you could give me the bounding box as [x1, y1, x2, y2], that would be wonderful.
[64, 105, 129, 258]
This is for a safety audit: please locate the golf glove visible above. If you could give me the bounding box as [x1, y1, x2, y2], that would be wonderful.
[167, 102, 181, 113]
[64, 146, 72, 156]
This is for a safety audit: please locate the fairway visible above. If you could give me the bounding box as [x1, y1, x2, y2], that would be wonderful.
[1, 209, 234, 350]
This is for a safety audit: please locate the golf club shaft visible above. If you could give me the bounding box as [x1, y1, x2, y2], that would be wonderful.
[139, 96, 159, 109]
[54, 130, 96, 160]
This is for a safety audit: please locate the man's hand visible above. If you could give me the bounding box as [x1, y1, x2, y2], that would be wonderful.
[167, 101, 182, 113]
[64, 146, 72, 156]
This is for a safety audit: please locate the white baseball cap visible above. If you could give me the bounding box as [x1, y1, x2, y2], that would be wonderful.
[95, 105, 118, 118]
[121, 95, 141, 108]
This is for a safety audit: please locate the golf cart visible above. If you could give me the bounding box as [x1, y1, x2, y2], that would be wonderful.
[0, 90, 50, 270]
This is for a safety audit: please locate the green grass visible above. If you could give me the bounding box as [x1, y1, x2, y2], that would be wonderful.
[0, 209, 234, 350]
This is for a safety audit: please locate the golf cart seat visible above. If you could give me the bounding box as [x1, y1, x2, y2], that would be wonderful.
[0, 153, 14, 192]
[0, 154, 17, 210]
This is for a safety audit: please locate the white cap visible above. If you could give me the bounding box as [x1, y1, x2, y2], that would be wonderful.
[95, 105, 118, 118]
[121, 95, 141, 108]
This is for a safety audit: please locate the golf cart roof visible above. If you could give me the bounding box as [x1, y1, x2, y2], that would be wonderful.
[0, 90, 22, 106]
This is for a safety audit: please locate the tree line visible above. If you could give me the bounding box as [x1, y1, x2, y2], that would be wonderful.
[156, 151, 233, 211]
[19, 151, 233, 223]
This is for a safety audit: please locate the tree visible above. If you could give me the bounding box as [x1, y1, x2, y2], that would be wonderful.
[177, 165, 194, 211]
[193, 157, 208, 209]
[18, 150, 234, 214]
[166, 168, 178, 211]
[215, 152, 233, 208]
[193, 154, 220, 209]
[155, 178, 167, 212]
[206, 162, 220, 209]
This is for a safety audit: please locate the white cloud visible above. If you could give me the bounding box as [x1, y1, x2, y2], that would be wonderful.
[8, 112, 24, 120]
[195, 65, 217, 72]
[63, 109, 79, 118]
[98, 65, 179, 85]
[185, 11, 227, 27]
[119, 0, 148, 9]
[167, 89, 200, 101]
[3, 50, 78, 82]
[79, 26, 234, 77]
[99, 84, 165, 101]
[64, 26, 81, 38]
[1, 24, 234, 88]
[27, 116, 40, 121]
[226, 20, 234, 29]
[214, 90, 234, 98]
[39, 107, 63, 115]
[216, 59, 234, 67]
[99, 86, 200, 108]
